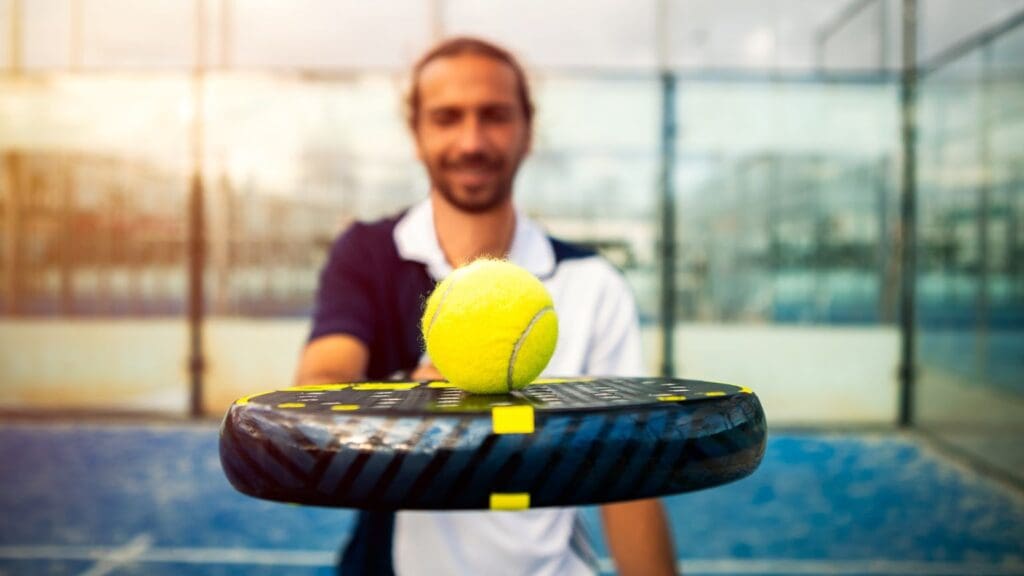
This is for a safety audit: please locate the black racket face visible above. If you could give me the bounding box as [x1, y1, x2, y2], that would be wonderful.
[220, 377, 766, 511]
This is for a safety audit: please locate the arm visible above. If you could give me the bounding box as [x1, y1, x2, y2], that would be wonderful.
[587, 265, 677, 573]
[601, 499, 677, 576]
[297, 224, 378, 386]
[295, 334, 370, 385]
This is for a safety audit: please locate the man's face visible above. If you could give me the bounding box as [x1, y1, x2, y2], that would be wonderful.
[413, 53, 531, 214]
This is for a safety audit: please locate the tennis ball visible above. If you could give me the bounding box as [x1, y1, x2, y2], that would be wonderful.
[422, 259, 558, 394]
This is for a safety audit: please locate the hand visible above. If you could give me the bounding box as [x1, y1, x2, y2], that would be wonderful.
[411, 361, 444, 381]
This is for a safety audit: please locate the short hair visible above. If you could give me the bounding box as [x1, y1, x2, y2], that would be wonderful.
[406, 37, 535, 131]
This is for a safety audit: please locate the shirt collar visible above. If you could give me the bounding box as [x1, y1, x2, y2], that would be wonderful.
[393, 197, 556, 281]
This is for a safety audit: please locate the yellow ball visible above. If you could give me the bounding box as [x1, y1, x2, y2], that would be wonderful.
[422, 259, 559, 394]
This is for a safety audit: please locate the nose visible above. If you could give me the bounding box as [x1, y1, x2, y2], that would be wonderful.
[455, 115, 486, 154]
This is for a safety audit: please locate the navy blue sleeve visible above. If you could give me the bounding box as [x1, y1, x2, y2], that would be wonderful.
[309, 224, 376, 346]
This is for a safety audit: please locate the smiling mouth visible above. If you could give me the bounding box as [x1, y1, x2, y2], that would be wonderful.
[454, 167, 495, 176]
[442, 155, 503, 190]
[449, 166, 498, 185]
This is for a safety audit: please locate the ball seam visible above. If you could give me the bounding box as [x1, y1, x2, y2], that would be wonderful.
[424, 276, 459, 342]
[507, 306, 555, 391]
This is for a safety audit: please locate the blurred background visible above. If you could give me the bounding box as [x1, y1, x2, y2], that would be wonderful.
[0, 0, 1021, 493]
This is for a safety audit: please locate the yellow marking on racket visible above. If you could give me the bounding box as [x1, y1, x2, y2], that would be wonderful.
[427, 381, 458, 388]
[235, 391, 274, 406]
[739, 386, 753, 394]
[658, 395, 687, 402]
[331, 404, 360, 412]
[278, 403, 306, 409]
[705, 392, 726, 397]
[352, 383, 418, 391]
[492, 405, 535, 434]
[278, 384, 351, 392]
[532, 377, 594, 385]
[490, 493, 530, 510]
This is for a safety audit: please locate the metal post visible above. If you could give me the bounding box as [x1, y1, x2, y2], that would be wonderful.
[769, 157, 780, 291]
[1013, 164, 1022, 304]
[2, 153, 21, 315]
[655, 0, 678, 377]
[99, 186, 113, 314]
[976, 43, 993, 381]
[877, 157, 892, 323]
[60, 156, 74, 314]
[897, 0, 918, 427]
[188, 172, 205, 417]
[658, 72, 678, 377]
[188, 0, 208, 418]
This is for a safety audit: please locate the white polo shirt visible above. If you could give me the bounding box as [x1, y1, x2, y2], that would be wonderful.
[390, 199, 645, 576]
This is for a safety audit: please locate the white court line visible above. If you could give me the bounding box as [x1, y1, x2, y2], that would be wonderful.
[79, 534, 152, 576]
[0, 545, 334, 567]
[0, 546, 1021, 575]
[598, 558, 1024, 575]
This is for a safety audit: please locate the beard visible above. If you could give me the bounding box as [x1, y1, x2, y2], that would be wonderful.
[427, 151, 520, 214]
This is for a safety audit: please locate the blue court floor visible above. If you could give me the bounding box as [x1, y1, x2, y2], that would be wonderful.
[0, 423, 1022, 575]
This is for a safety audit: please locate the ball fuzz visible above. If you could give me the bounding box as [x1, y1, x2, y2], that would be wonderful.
[422, 259, 558, 394]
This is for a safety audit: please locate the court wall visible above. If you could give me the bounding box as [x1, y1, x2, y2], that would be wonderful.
[0, 319, 898, 425]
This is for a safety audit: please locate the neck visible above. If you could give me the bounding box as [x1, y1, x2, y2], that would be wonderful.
[431, 192, 516, 268]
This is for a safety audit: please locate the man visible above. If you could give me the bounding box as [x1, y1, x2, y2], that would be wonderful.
[296, 37, 676, 576]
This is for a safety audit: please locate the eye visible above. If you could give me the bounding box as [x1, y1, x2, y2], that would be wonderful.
[481, 106, 515, 124]
[429, 108, 461, 126]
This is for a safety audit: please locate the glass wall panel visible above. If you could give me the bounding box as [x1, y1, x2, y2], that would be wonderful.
[201, 73, 419, 318]
[522, 76, 661, 321]
[916, 14, 1024, 484]
[197, 73, 661, 319]
[0, 76, 191, 412]
[675, 81, 898, 324]
[918, 0, 1024, 65]
[668, 79, 900, 424]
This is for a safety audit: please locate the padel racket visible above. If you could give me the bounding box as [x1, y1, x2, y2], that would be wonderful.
[220, 377, 766, 511]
